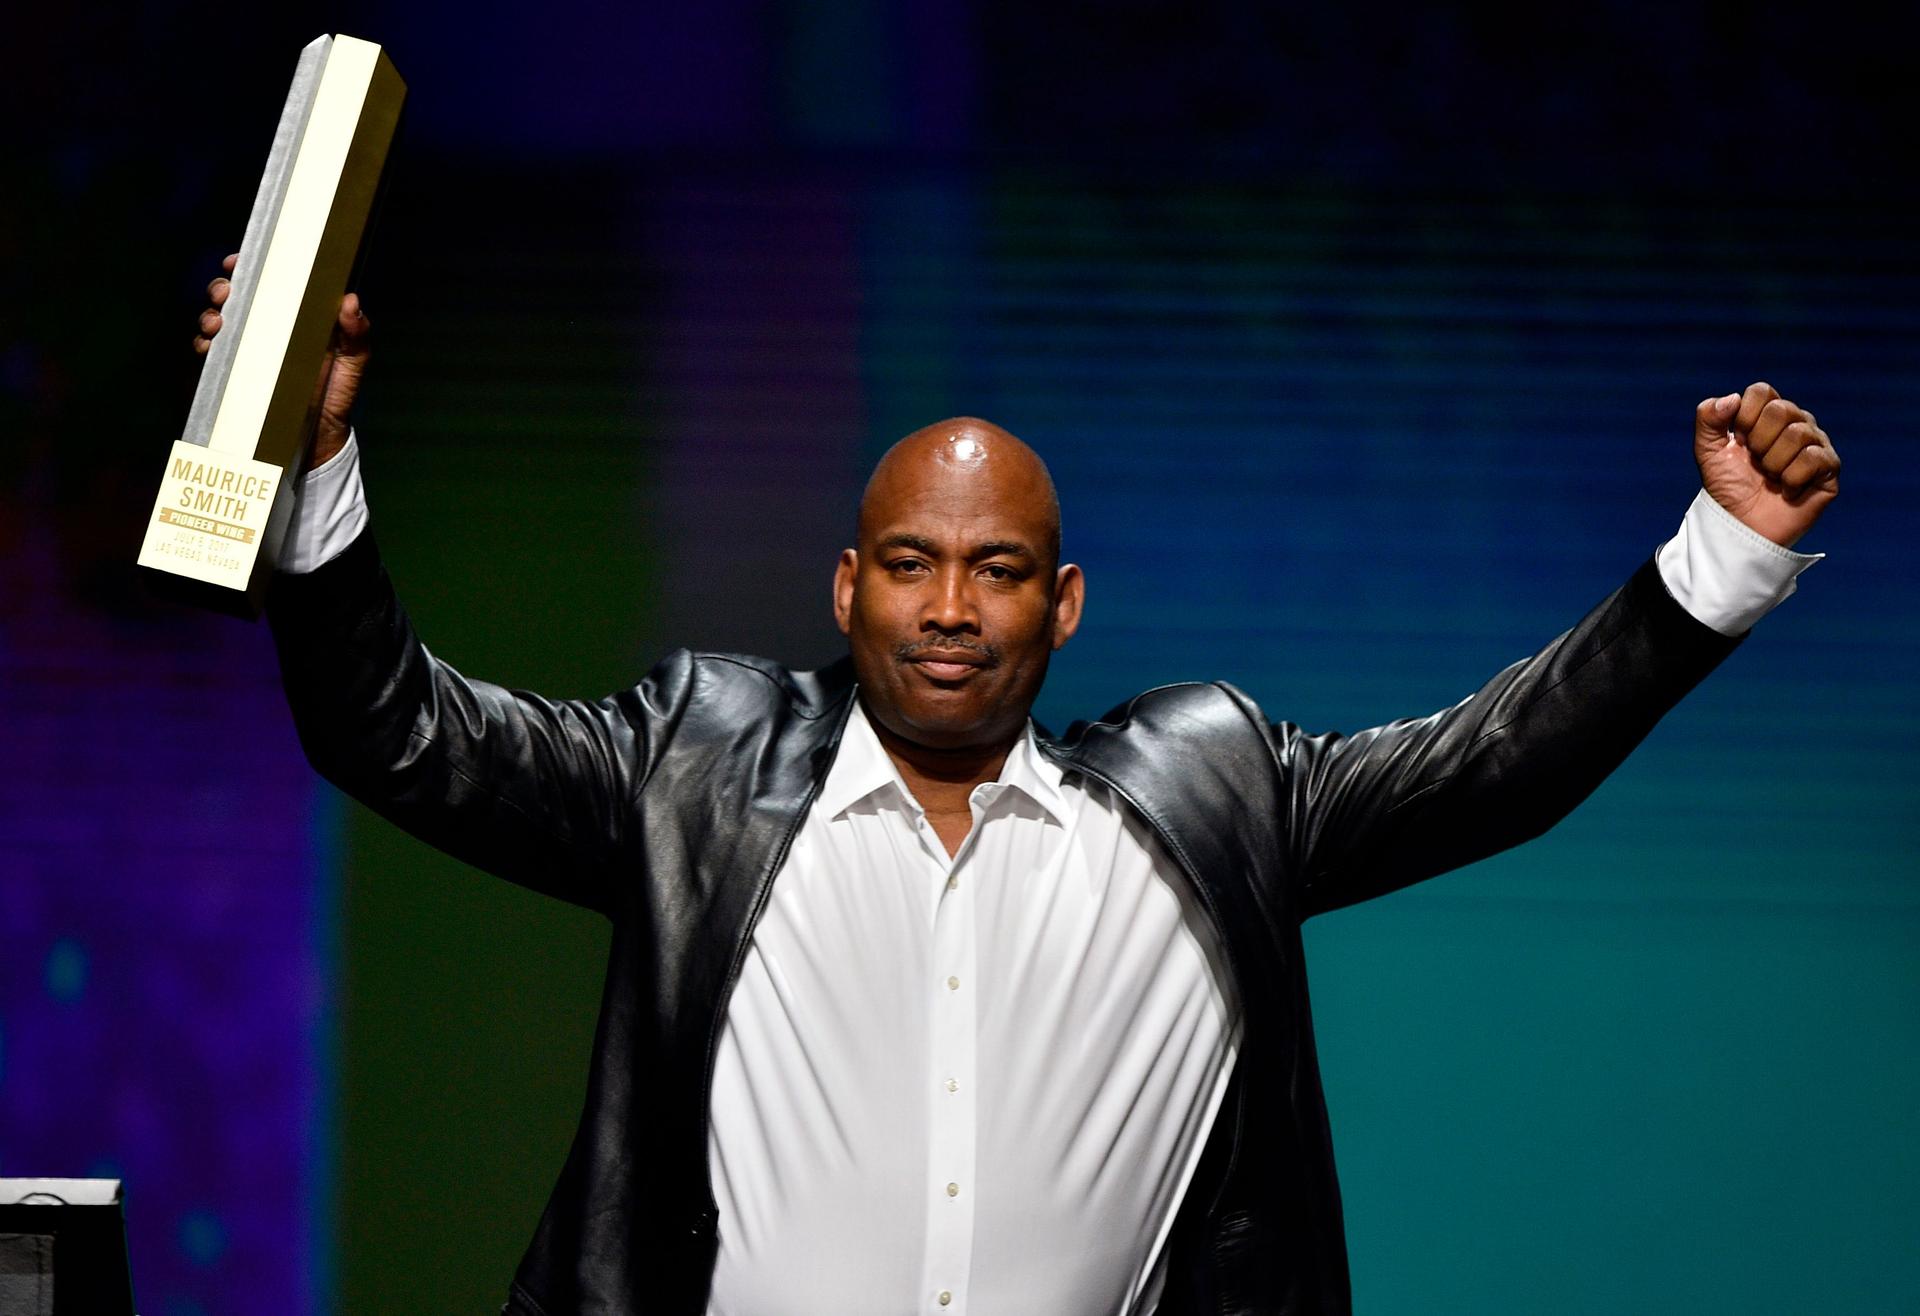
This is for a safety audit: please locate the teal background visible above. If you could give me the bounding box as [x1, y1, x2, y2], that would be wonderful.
[3, 4, 1914, 1312]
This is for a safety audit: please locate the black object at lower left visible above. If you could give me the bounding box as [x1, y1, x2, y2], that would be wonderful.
[0, 1179, 136, 1316]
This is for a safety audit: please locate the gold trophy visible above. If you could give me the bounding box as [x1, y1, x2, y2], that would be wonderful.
[138, 34, 405, 616]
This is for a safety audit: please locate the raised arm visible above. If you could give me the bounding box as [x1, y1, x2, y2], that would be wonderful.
[198, 263, 682, 914]
[1287, 385, 1837, 917]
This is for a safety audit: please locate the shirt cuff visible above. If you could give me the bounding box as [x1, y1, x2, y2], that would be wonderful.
[279, 429, 369, 574]
[1654, 489, 1822, 637]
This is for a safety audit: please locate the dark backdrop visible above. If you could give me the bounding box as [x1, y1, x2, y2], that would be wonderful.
[3, 4, 1915, 1313]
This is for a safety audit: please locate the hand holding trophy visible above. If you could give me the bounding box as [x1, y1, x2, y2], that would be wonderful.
[139, 34, 403, 616]
[198, 255, 371, 470]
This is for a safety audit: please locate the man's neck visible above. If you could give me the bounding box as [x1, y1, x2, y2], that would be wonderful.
[863, 701, 1022, 858]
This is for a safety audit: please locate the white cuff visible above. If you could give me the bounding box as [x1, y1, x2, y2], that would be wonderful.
[1655, 489, 1822, 637]
[279, 429, 370, 573]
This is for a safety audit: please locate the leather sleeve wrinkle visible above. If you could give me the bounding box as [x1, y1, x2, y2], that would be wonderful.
[1285, 666, 1563, 910]
[1282, 559, 1737, 918]
[693, 651, 843, 720]
[399, 725, 594, 862]
[613, 650, 697, 813]
[366, 643, 629, 846]
[398, 675, 637, 852]
[1207, 682, 1296, 941]
[268, 528, 694, 914]
[1343, 601, 1643, 833]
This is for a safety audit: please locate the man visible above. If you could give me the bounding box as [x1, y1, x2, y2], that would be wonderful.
[198, 261, 1837, 1315]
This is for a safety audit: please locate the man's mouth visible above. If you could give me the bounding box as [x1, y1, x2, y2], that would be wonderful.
[904, 647, 993, 681]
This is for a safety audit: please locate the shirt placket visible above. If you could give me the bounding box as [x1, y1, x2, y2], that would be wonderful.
[910, 789, 987, 1313]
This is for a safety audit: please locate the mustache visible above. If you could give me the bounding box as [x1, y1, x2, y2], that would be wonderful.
[895, 636, 1000, 665]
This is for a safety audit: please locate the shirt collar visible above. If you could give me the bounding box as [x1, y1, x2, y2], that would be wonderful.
[997, 716, 1071, 825]
[814, 697, 907, 820]
[817, 696, 1070, 826]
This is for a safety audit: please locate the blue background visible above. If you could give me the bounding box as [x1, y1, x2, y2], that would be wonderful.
[2, 3, 1914, 1312]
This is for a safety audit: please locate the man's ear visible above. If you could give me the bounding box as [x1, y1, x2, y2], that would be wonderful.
[1051, 563, 1084, 650]
[833, 548, 858, 635]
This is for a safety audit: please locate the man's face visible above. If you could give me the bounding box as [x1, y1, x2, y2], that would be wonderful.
[834, 434, 1082, 751]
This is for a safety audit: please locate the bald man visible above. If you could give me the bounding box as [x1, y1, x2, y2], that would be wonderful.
[213, 279, 1837, 1315]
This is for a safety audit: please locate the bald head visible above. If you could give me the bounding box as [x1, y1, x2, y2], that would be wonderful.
[836, 416, 1083, 751]
[858, 417, 1062, 569]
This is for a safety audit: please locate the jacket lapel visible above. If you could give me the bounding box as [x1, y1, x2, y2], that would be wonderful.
[662, 657, 859, 1061]
[1040, 681, 1293, 994]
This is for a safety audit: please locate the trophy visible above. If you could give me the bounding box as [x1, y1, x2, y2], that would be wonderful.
[138, 34, 405, 616]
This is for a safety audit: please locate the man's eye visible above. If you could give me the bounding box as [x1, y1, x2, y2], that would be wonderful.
[981, 565, 1015, 581]
[890, 559, 928, 575]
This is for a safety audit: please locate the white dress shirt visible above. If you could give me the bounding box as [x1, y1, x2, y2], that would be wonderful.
[705, 699, 1239, 1315]
[282, 433, 1820, 1314]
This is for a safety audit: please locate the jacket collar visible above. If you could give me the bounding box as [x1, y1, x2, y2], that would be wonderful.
[1035, 682, 1292, 985]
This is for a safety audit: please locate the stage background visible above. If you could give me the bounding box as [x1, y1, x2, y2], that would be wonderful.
[2, 4, 1914, 1313]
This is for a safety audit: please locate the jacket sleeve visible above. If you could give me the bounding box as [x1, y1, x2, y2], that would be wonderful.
[266, 528, 690, 915]
[1281, 557, 1741, 919]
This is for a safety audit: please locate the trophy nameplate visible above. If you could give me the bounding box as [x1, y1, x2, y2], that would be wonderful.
[138, 34, 405, 616]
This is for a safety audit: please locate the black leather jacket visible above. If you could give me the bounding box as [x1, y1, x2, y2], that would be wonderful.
[268, 531, 1739, 1315]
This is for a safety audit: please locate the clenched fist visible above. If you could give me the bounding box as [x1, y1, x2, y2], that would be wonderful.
[1694, 382, 1839, 549]
[195, 252, 371, 467]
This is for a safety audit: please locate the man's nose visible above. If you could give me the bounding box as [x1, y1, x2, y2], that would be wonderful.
[921, 567, 980, 633]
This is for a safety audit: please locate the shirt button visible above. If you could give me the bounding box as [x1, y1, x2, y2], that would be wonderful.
[946, 1181, 959, 1197]
[947, 875, 958, 891]
[946, 975, 960, 991]
[945, 1077, 958, 1093]
[938, 1291, 952, 1307]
